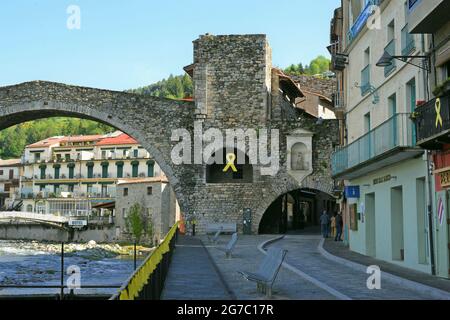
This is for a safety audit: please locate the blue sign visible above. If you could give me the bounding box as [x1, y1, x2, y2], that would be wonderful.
[345, 186, 360, 199]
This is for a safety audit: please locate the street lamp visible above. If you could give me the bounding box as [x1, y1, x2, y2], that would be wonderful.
[376, 51, 430, 72]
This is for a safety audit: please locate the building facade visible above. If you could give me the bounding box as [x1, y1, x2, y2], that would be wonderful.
[20, 131, 161, 218]
[408, 0, 450, 278]
[115, 178, 180, 243]
[330, 0, 434, 274]
[0, 159, 21, 210]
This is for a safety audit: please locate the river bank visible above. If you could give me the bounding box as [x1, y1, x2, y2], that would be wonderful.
[0, 240, 151, 298]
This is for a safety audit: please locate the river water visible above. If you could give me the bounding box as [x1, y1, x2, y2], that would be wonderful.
[0, 240, 142, 298]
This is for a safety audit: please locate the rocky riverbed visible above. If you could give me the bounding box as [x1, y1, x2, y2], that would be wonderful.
[0, 240, 151, 297]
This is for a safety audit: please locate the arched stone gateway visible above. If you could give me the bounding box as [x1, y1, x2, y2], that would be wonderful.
[0, 34, 339, 234]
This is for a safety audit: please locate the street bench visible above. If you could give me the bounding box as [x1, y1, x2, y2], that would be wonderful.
[206, 222, 237, 234]
[216, 232, 238, 258]
[207, 227, 223, 244]
[238, 247, 288, 298]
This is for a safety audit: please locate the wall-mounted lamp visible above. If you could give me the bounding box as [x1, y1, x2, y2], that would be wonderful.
[376, 51, 430, 73]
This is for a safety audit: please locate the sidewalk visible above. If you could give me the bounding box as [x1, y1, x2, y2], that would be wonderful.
[161, 236, 233, 300]
[323, 239, 450, 293]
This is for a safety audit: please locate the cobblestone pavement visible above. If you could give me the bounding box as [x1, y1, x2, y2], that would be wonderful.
[202, 235, 336, 300]
[161, 236, 232, 300]
[268, 235, 448, 300]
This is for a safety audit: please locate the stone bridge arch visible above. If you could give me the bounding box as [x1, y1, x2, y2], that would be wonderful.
[0, 81, 195, 213]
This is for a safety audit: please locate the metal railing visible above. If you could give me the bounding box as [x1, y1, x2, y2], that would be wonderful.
[110, 222, 179, 300]
[332, 113, 416, 176]
[332, 91, 345, 109]
[0, 242, 122, 300]
[415, 92, 450, 144]
[384, 39, 396, 76]
[401, 24, 415, 56]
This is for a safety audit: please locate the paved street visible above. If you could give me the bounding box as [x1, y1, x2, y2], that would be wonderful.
[201, 235, 450, 300]
[161, 237, 232, 300]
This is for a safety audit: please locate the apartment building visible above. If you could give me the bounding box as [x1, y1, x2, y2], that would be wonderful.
[330, 0, 433, 274]
[409, 0, 450, 278]
[0, 159, 21, 210]
[20, 131, 161, 217]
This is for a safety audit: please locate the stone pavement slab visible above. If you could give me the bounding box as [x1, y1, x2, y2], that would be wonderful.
[323, 239, 450, 294]
[202, 234, 337, 300]
[270, 235, 449, 300]
[161, 236, 232, 300]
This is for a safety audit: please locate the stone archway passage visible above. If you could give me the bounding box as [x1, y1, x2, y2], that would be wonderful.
[259, 188, 337, 234]
[0, 81, 195, 214]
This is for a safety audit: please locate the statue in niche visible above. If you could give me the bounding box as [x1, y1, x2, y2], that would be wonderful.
[291, 142, 309, 171]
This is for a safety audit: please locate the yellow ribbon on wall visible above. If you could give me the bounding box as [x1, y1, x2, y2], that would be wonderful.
[223, 153, 238, 172]
[436, 98, 443, 128]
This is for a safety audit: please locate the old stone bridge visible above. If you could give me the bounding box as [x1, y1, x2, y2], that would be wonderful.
[0, 34, 338, 234]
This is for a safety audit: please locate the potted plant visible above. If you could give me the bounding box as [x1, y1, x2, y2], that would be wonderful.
[433, 77, 450, 97]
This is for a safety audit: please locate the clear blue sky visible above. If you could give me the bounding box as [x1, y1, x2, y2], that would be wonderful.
[0, 1, 340, 91]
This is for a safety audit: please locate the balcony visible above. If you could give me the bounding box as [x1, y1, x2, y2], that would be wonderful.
[360, 65, 371, 96]
[401, 24, 415, 56]
[332, 113, 423, 179]
[347, 0, 380, 44]
[408, 0, 450, 34]
[384, 39, 396, 77]
[414, 91, 450, 149]
[332, 91, 345, 109]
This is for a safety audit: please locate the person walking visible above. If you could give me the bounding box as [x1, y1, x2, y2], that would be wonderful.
[330, 213, 336, 238]
[320, 210, 330, 239]
[335, 212, 343, 242]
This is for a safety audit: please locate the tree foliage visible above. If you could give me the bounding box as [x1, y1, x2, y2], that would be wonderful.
[284, 55, 331, 76]
[125, 203, 154, 244]
[0, 118, 114, 159]
[128, 74, 193, 99]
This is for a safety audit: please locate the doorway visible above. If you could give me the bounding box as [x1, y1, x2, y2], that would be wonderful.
[391, 186, 405, 261]
[365, 193, 376, 257]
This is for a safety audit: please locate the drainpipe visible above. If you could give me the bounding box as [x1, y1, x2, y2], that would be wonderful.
[426, 151, 436, 275]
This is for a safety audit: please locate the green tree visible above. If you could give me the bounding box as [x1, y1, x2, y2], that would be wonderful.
[126, 203, 145, 243]
[284, 55, 331, 76]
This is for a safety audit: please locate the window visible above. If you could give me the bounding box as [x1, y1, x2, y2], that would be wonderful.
[147, 161, 155, 177]
[34, 153, 41, 162]
[9, 170, 13, 179]
[361, 47, 371, 95]
[68, 185, 74, 192]
[87, 184, 93, 194]
[54, 167, 60, 179]
[102, 150, 107, 159]
[206, 148, 253, 184]
[147, 187, 153, 195]
[26, 204, 33, 212]
[123, 208, 127, 219]
[364, 113, 371, 133]
[388, 94, 397, 117]
[4, 184, 10, 192]
[123, 188, 128, 196]
[385, 20, 397, 76]
[132, 163, 139, 178]
[87, 165, 94, 178]
[65, 154, 70, 161]
[134, 149, 138, 158]
[40, 166, 46, 179]
[117, 164, 124, 178]
[68, 166, 74, 179]
[56, 154, 62, 161]
[0, 170, 3, 175]
[102, 164, 109, 178]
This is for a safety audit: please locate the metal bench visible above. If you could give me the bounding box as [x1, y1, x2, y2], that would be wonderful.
[207, 226, 223, 244]
[217, 232, 238, 258]
[238, 247, 288, 298]
[206, 222, 237, 234]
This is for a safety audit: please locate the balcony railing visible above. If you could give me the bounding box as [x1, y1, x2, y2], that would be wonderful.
[401, 24, 415, 56]
[384, 39, 396, 76]
[332, 91, 345, 109]
[347, 0, 380, 44]
[360, 64, 371, 95]
[415, 91, 450, 149]
[332, 113, 416, 177]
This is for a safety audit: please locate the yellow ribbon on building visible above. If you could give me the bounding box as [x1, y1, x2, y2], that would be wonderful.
[436, 98, 443, 128]
[223, 153, 238, 172]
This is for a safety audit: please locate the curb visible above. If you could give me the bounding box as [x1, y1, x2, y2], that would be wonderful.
[260, 235, 351, 300]
[318, 239, 450, 300]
